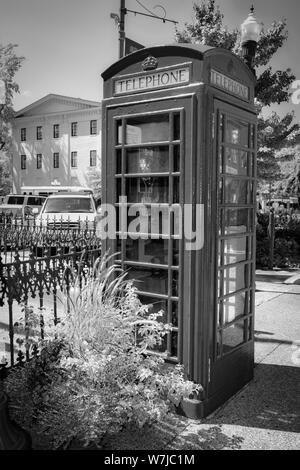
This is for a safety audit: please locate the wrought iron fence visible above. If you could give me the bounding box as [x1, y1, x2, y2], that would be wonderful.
[0, 215, 102, 371]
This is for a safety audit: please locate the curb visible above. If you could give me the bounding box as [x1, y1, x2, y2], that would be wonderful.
[284, 273, 300, 285]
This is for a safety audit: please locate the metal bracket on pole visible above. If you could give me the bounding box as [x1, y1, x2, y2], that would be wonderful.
[110, 0, 178, 59]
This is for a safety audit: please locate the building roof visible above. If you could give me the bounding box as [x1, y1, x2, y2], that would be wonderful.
[15, 93, 101, 118]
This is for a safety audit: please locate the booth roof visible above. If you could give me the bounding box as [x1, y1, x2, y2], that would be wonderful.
[101, 43, 249, 81]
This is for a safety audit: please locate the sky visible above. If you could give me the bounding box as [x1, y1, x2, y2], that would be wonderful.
[0, 0, 299, 121]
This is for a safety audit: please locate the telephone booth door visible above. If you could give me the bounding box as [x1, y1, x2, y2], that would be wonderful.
[104, 96, 195, 366]
[208, 99, 257, 410]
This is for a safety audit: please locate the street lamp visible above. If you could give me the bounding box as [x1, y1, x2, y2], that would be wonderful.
[241, 6, 262, 76]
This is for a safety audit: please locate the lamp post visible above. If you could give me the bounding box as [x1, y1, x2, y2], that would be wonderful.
[241, 6, 262, 77]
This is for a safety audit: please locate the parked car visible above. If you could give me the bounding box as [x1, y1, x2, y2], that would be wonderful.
[35, 192, 100, 229]
[33, 192, 101, 256]
[0, 194, 46, 221]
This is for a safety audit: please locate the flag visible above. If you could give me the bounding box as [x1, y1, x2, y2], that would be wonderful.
[125, 37, 144, 56]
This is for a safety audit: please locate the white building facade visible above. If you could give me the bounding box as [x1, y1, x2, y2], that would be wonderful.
[12, 94, 102, 194]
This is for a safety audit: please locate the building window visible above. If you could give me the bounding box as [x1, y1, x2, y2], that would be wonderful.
[71, 122, 78, 137]
[21, 154, 26, 170]
[90, 150, 97, 167]
[36, 153, 42, 169]
[36, 126, 42, 140]
[21, 128, 26, 141]
[53, 124, 59, 138]
[53, 152, 59, 168]
[71, 151, 77, 168]
[90, 120, 97, 135]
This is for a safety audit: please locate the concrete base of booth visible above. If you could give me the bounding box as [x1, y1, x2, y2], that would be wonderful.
[179, 373, 254, 419]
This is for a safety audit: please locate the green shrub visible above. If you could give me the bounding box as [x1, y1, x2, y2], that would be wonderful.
[273, 238, 300, 268]
[256, 212, 300, 268]
[4, 253, 200, 449]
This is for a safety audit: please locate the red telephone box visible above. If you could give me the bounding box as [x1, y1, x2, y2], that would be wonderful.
[101, 43, 257, 417]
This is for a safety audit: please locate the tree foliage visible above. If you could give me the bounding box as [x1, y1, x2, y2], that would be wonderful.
[0, 151, 12, 195]
[175, 0, 300, 185]
[276, 145, 300, 196]
[0, 43, 24, 151]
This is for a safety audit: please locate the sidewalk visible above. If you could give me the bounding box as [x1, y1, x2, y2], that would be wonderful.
[96, 272, 300, 451]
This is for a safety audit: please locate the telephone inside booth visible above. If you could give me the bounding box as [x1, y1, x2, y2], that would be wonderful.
[101, 43, 257, 417]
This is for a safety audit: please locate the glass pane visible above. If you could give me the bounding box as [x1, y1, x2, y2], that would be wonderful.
[171, 331, 178, 357]
[219, 114, 225, 142]
[223, 148, 248, 176]
[173, 176, 180, 203]
[125, 238, 169, 265]
[147, 204, 171, 236]
[249, 289, 254, 313]
[217, 331, 222, 357]
[126, 266, 168, 295]
[249, 181, 254, 204]
[226, 119, 249, 147]
[116, 149, 122, 174]
[116, 237, 122, 255]
[126, 177, 169, 203]
[172, 271, 179, 297]
[224, 178, 248, 204]
[138, 295, 168, 323]
[117, 120, 123, 145]
[218, 269, 223, 297]
[172, 302, 178, 327]
[222, 264, 247, 296]
[218, 301, 223, 327]
[173, 145, 180, 172]
[127, 208, 150, 235]
[247, 236, 253, 260]
[126, 146, 168, 173]
[219, 178, 224, 203]
[250, 125, 255, 149]
[219, 147, 224, 173]
[222, 319, 245, 352]
[223, 237, 247, 265]
[125, 114, 169, 144]
[173, 113, 180, 140]
[248, 316, 253, 341]
[250, 152, 255, 177]
[218, 239, 224, 267]
[224, 208, 249, 234]
[172, 206, 181, 237]
[7, 196, 25, 204]
[173, 239, 180, 266]
[116, 178, 122, 201]
[222, 291, 246, 324]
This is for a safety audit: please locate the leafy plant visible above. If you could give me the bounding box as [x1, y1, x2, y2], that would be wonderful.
[256, 212, 300, 268]
[4, 253, 201, 449]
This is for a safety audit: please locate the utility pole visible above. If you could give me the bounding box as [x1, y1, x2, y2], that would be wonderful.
[110, 0, 178, 60]
[119, 0, 126, 59]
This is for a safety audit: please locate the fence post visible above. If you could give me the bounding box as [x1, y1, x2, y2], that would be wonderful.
[268, 208, 275, 270]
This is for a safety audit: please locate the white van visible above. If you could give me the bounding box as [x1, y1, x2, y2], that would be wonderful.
[0, 194, 46, 218]
[35, 192, 100, 230]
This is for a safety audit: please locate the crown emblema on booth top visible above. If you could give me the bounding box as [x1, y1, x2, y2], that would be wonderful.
[141, 55, 158, 71]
